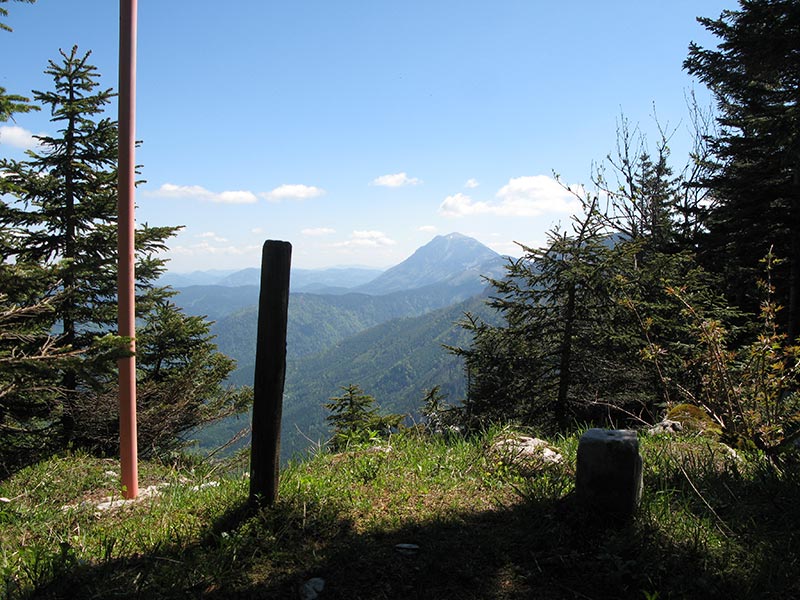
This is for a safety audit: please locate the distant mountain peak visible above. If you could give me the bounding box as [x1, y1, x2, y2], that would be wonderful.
[354, 232, 503, 295]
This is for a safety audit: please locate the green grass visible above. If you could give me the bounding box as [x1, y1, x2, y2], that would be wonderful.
[1, 428, 799, 599]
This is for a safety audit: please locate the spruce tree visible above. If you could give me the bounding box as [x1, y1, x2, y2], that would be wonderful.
[324, 384, 402, 449]
[458, 204, 648, 431]
[457, 127, 730, 431]
[0, 47, 177, 441]
[1, 47, 246, 457]
[684, 0, 800, 340]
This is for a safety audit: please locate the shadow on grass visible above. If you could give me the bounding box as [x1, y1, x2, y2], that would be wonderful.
[23, 457, 800, 600]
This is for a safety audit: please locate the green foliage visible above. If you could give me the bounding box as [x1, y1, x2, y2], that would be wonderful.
[456, 203, 688, 431]
[66, 301, 251, 458]
[0, 48, 175, 409]
[324, 384, 403, 450]
[0, 269, 71, 476]
[0, 85, 38, 122]
[664, 256, 800, 457]
[685, 0, 800, 340]
[0, 47, 241, 467]
[455, 112, 735, 435]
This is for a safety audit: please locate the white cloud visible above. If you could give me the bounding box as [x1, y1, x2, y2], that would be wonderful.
[464, 178, 479, 189]
[150, 183, 257, 204]
[152, 183, 214, 198]
[0, 125, 41, 149]
[439, 175, 581, 218]
[262, 184, 325, 201]
[335, 230, 397, 248]
[196, 231, 229, 243]
[418, 225, 438, 233]
[251, 227, 264, 235]
[216, 190, 258, 204]
[439, 192, 491, 217]
[302, 227, 336, 236]
[371, 172, 422, 187]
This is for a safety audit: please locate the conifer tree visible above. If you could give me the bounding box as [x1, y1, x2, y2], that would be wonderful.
[456, 125, 728, 431]
[684, 0, 800, 340]
[0, 47, 246, 458]
[458, 204, 650, 431]
[0, 47, 177, 441]
[324, 384, 402, 449]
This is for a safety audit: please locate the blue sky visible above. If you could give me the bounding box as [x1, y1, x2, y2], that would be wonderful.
[1, 0, 733, 272]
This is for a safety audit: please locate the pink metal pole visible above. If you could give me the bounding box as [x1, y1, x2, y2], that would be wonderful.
[117, 0, 138, 499]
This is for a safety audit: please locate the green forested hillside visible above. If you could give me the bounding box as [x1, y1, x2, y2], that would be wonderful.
[194, 292, 499, 459]
[279, 293, 498, 456]
[170, 284, 261, 322]
[214, 274, 498, 371]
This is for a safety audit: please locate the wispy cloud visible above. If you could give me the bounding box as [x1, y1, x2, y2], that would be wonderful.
[418, 225, 438, 233]
[150, 183, 258, 204]
[302, 227, 336, 236]
[464, 178, 479, 189]
[439, 175, 581, 218]
[170, 240, 260, 258]
[196, 231, 229, 243]
[334, 230, 397, 248]
[0, 125, 41, 150]
[262, 184, 325, 201]
[371, 172, 422, 187]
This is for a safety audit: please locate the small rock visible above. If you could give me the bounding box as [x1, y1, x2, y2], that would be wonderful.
[647, 419, 683, 436]
[491, 436, 563, 471]
[299, 577, 325, 600]
[190, 481, 220, 492]
[395, 543, 420, 556]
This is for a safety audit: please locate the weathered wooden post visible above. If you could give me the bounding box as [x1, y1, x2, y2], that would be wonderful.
[249, 240, 291, 507]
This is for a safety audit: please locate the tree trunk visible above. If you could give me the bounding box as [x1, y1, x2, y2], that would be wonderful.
[556, 283, 576, 430]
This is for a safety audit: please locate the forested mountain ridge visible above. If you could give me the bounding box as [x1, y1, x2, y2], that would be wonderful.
[170, 233, 506, 365]
[278, 292, 498, 455]
[195, 291, 499, 459]
[184, 233, 507, 457]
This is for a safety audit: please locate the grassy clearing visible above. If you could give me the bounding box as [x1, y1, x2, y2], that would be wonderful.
[1, 428, 798, 599]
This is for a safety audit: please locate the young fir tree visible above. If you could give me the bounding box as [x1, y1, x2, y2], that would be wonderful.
[684, 0, 800, 341]
[0, 47, 176, 442]
[0, 47, 247, 456]
[457, 203, 648, 431]
[324, 384, 402, 450]
[70, 300, 251, 457]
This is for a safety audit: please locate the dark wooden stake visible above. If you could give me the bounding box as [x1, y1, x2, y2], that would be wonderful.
[249, 240, 291, 506]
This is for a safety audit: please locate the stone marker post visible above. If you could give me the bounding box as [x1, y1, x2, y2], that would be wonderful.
[576, 428, 643, 518]
[249, 240, 291, 507]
